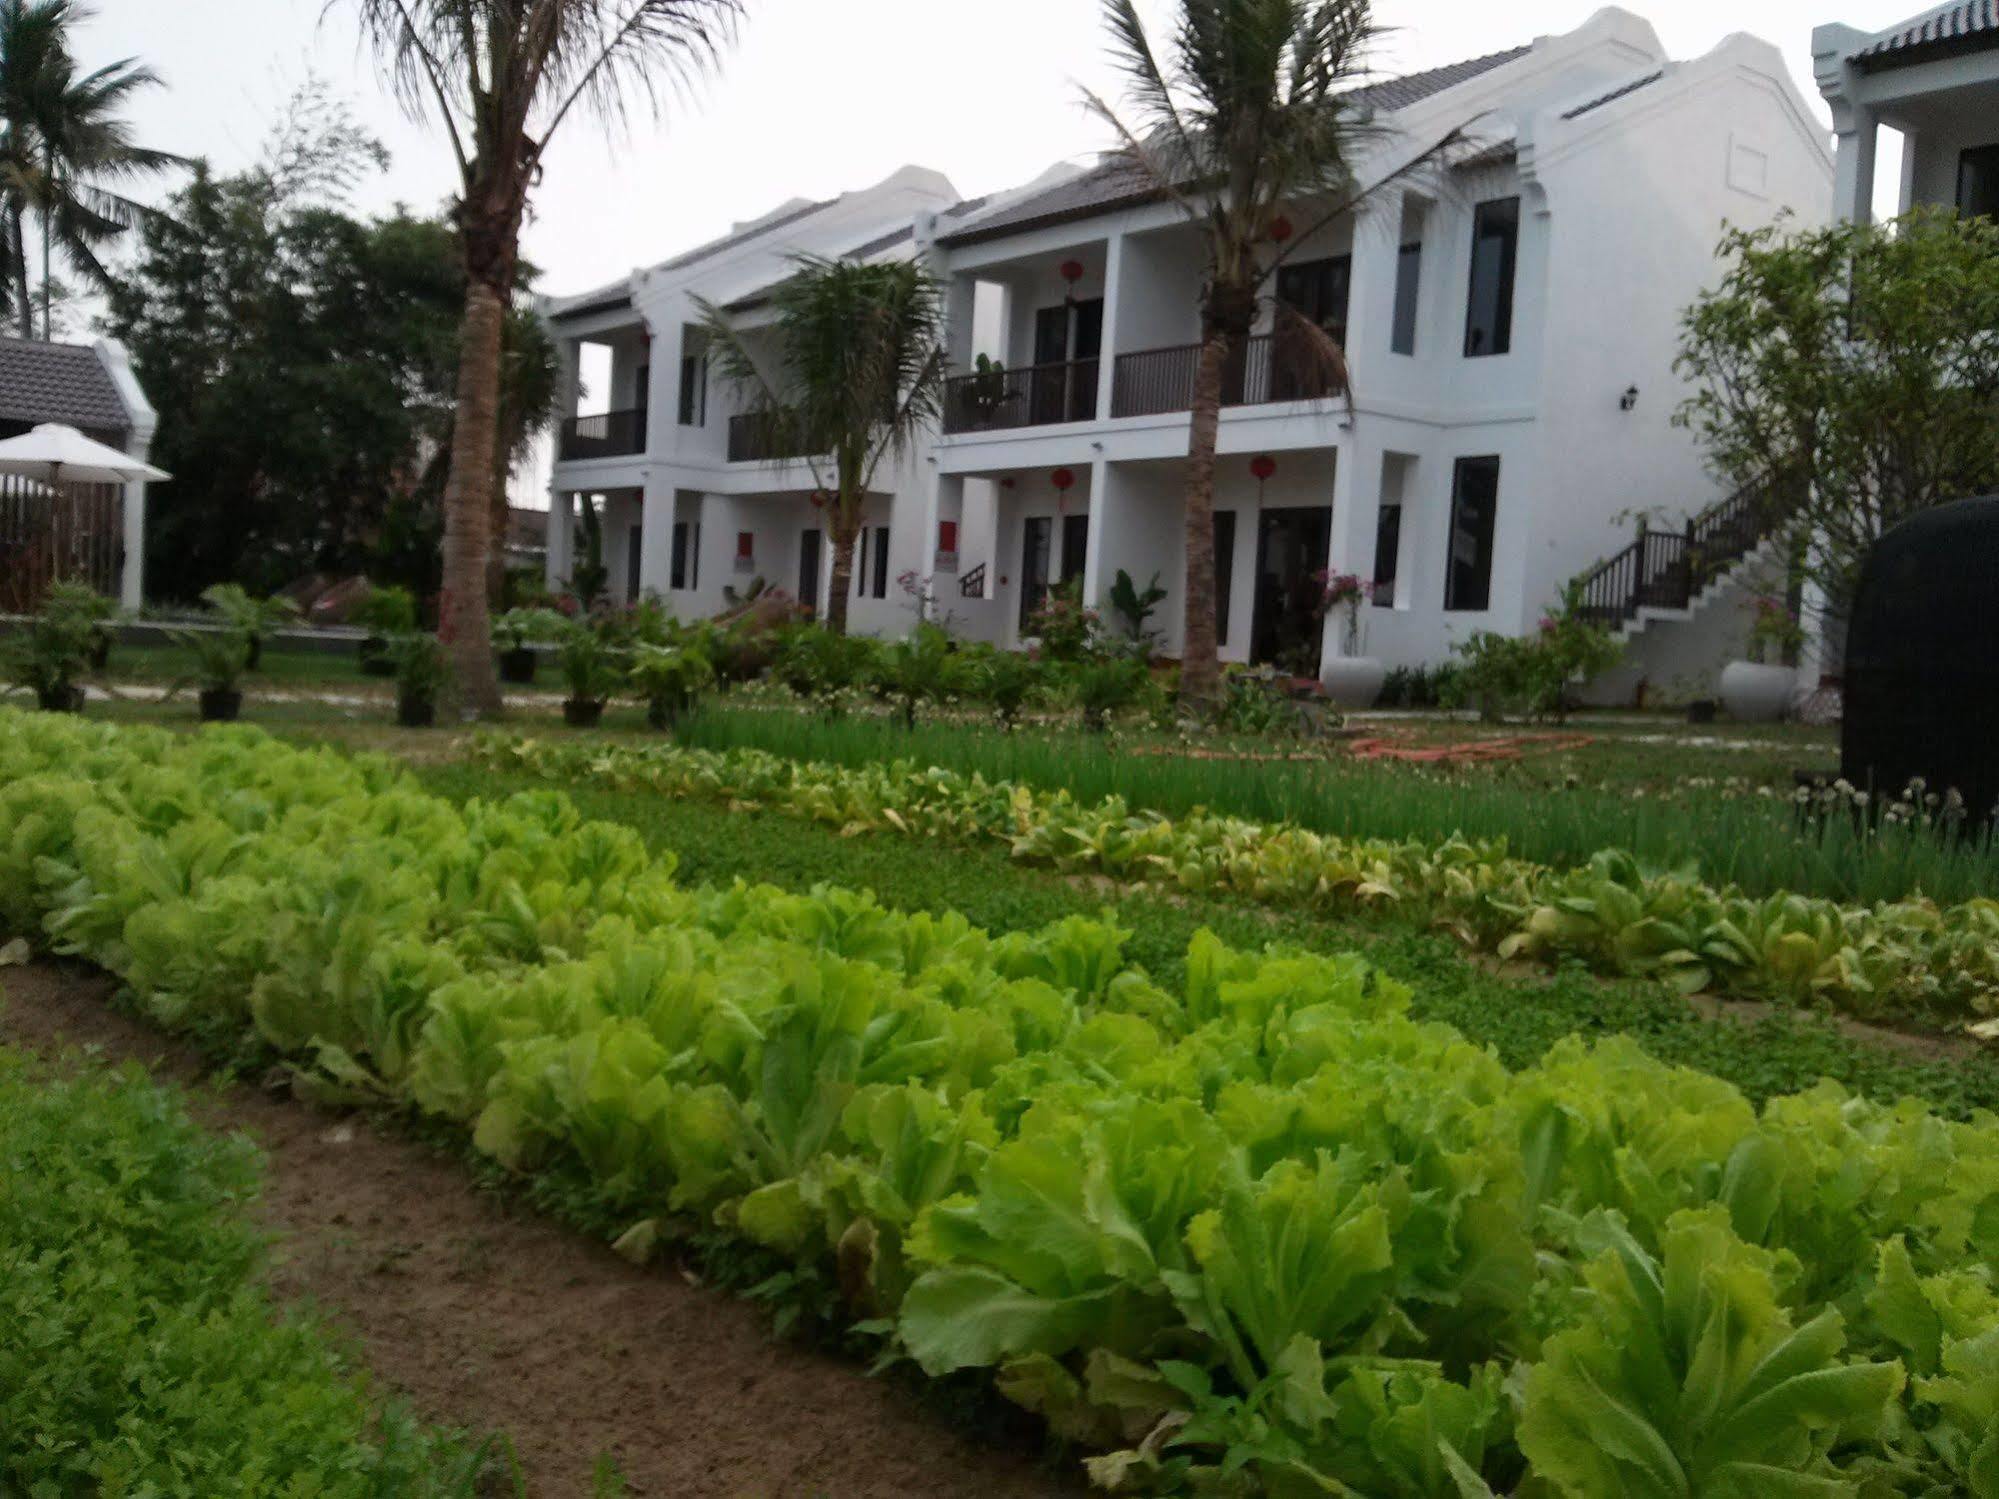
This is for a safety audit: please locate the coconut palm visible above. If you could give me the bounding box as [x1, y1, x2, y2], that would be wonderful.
[700, 254, 945, 635]
[1087, 0, 1461, 706]
[346, 0, 739, 715]
[0, 0, 181, 339]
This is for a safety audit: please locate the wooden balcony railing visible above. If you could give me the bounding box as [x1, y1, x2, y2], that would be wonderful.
[557, 406, 646, 461]
[727, 411, 822, 464]
[1111, 333, 1346, 418]
[942, 358, 1100, 434]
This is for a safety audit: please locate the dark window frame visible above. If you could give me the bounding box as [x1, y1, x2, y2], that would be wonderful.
[1214, 509, 1237, 646]
[1391, 242, 1423, 355]
[1444, 456, 1501, 612]
[1958, 142, 1999, 221]
[1463, 197, 1520, 358]
[1372, 502, 1402, 605]
[677, 353, 706, 427]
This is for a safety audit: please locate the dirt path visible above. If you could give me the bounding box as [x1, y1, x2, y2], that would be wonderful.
[0, 960, 1074, 1499]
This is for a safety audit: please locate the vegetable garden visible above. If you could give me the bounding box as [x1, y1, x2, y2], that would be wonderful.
[3, 705, 1997, 1495]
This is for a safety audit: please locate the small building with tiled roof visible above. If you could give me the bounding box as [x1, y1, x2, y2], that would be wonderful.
[1814, 2, 1999, 223]
[0, 336, 157, 608]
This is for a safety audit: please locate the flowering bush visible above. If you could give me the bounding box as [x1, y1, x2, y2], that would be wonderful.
[1745, 594, 1805, 665]
[1444, 586, 1622, 720]
[1024, 578, 1099, 662]
[1313, 569, 1365, 652]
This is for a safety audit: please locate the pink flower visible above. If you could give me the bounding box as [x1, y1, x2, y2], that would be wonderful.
[1539, 616, 1556, 633]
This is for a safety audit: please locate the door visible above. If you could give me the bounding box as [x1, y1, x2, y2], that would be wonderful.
[1068, 298, 1103, 421]
[1030, 306, 1070, 424]
[1249, 506, 1333, 672]
[1272, 257, 1351, 399]
[798, 528, 823, 615]
[626, 522, 643, 602]
[1019, 516, 1053, 632]
[1059, 512, 1090, 589]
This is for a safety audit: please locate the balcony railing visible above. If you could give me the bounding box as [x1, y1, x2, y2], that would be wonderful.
[1111, 334, 1345, 418]
[942, 358, 1100, 434]
[558, 407, 646, 461]
[727, 411, 823, 464]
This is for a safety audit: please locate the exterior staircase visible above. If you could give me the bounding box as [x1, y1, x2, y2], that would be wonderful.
[1573, 481, 1791, 638]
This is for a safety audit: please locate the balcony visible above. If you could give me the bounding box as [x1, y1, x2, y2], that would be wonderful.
[1111, 334, 1344, 418]
[941, 358, 1100, 435]
[558, 407, 646, 461]
[727, 411, 823, 464]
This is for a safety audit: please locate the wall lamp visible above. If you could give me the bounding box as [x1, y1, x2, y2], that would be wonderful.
[1619, 384, 1640, 412]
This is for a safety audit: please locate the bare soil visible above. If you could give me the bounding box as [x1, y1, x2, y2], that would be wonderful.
[0, 959, 1074, 1499]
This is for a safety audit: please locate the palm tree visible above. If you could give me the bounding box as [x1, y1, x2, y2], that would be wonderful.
[0, 0, 180, 340]
[347, 0, 739, 715]
[700, 254, 945, 635]
[1088, 0, 1461, 706]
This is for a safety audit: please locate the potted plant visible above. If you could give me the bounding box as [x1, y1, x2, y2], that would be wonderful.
[4, 592, 95, 711]
[389, 632, 451, 727]
[1315, 570, 1385, 708]
[169, 626, 250, 722]
[353, 585, 416, 676]
[200, 583, 301, 671]
[1719, 595, 1803, 723]
[557, 623, 623, 727]
[43, 581, 118, 671]
[629, 641, 714, 730]
[491, 606, 564, 685]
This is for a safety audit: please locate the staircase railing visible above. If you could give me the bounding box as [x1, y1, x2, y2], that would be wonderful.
[958, 562, 987, 598]
[1572, 481, 1789, 630]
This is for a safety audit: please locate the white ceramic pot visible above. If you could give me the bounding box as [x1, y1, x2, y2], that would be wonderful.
[1718, 660, 1796, 723]
[1321, 655, 1387, 709]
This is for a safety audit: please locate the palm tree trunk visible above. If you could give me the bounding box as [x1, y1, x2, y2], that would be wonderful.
[1179, 327, 1232, 707]
[826, 512, 857, 635]
[7, 207, 30, 340]
[440, 274, 507, 715]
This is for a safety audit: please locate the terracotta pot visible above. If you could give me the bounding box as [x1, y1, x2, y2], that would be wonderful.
[1320, 655, 1387, 709]
[1718, 661, 1795, 723]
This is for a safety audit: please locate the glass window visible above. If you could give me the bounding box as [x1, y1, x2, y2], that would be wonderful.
[1276, 256, 1352, 346]
[871, 527, 891, 599]
[1959, 144, 1999, 221]
[677, 354, 706, 426]
[1372, 503, 1402, 604]
[1214, 510, 1237, 646]
[1464, 198, 1519, 358]
[1445, 457, 1500, 611]
[670, 521, 689, 590]
[1391, 243, 1422, 355]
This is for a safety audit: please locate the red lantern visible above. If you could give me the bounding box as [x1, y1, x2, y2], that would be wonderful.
[1058, 259, 1085, 285]
[1250, 455, 1277, 482]
[809, 490, 827, 509]
[1268, 215, 1293, 244]
[1051, 467, 1076, 491]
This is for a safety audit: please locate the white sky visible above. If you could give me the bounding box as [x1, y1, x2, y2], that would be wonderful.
[80, 0, 1917, 301]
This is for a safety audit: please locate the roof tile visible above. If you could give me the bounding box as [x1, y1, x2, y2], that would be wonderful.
[0, 338, 130, 435]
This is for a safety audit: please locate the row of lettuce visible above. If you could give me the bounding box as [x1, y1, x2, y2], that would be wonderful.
[0, 1044, 499, 1495]
[469, 735, 1999, 1026]
[3, 709, 1996, 1495]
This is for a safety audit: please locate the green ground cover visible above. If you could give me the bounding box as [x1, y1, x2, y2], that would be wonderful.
[7, 709, 1996, 1496]
[0, 1040, 501, 1495]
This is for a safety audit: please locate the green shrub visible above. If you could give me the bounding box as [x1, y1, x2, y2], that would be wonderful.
[0, 1047, 499, 1495]
[4, 588, 98, 710]
[1444, 587, 1621, 720]
[352, 583, 418, 636]
[557, 622, 626, 704]
[629, 642, 715, 729]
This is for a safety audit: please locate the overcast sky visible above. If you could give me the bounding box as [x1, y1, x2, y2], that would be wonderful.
[80, 0, 1916, 302]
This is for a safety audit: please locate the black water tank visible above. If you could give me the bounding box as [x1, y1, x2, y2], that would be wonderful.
[1841, 495, 1999, 827]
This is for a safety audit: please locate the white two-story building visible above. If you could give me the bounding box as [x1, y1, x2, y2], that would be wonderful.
[544, 7, 1833, 687]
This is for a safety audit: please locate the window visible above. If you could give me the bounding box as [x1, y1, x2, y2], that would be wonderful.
[1059, 513, 1089, 588]
[857, 526, 891, 600]
[1959, 144, 1999, 221]
[1464, 197, 1519, 357]
[677, 353, 706, 426]
[1444, 457, 1500, 611]
[1371, 503, 1401, 605]
[871, 526, 891, 599]
[626, 522, 643, 601]
[669, 521, 701, 591]
[1019, 516, 1052, 631]
[1276, 256, 1352, 346]
[1214, 510, 1237, 646]
[1391, 243, 1422, 355]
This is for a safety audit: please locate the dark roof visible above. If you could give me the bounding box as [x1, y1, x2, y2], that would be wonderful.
[1562, 68, 1665, 120]
[842, 222, 915, 260]
[655, 197, 833, 274]
[939, 44, 1532, 248]
[1853, 0, 1999, 69]
[0, 338, 129, 434]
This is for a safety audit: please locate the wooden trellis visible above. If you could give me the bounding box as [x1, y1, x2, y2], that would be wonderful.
[0, 473, 122, 612]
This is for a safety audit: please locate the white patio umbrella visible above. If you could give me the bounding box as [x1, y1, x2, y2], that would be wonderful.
[0, 423, 170, 484]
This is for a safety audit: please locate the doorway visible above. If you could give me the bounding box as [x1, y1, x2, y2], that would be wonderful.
[1019, 515, 1052, 632]
[1030, 299, 1103, 424]
[1059, 512, 1090, 590]
[798, 528, 823, 615]
[1249, 505, 1332, 672]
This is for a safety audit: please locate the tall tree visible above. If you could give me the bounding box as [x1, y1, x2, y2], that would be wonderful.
[107, 93, 556, 602]
[347, 0, 740, 715]
[1088, 0, 1458, 705]
[701, 254, 945, 635]
[0, 0, 180, 339]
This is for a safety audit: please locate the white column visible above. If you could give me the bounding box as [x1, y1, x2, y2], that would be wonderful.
[1320, 446, 1366, 674]
[639, 469, 676, 601]
[119, 479, 146, 610]
[919, 468, 964, 620]
[1082, 458, 1113, 608]
[545, 490, 573, 592]
[1096, 233, 1128, 418]
[1832, 107, 1878, 225]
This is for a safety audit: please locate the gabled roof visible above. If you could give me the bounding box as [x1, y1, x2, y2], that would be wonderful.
[1852, 0, 1999, 69]
[1562, 68, 1665, 119]
[0, 338, 131, 435]
[938, 44, 1532, 248]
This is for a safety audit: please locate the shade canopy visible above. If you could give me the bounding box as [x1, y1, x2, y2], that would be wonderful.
[0, 422, 169, 484]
